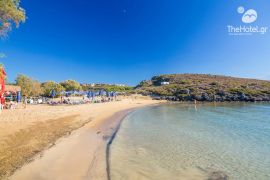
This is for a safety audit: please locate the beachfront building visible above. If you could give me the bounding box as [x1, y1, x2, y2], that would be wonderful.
[160, 81, 170, 85]
[81, 83, 95, 87]
[4, 85, 22, 102]
[114, 84, 126, 87]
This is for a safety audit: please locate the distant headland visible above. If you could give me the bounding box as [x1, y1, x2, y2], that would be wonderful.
[135, 74, 270, 102]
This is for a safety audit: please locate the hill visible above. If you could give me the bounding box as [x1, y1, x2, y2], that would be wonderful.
[135, 74, 270, 102]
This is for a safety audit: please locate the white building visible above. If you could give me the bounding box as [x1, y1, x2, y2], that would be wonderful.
[160, 82, 170, 85]
[114, 84, 126, 87]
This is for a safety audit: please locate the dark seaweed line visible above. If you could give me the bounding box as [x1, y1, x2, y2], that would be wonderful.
[105, 109, 135, 180]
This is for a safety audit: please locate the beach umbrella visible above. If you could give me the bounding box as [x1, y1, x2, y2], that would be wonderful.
[73, 91, 79, 96]
[16, 91, 21, 102]
[102, 90, 106, 96]
[51, 89, 56, 98]
[99, 89, 105, 96]
[80, 91, 86, 96]
[87, 91, 92, 98]
[80, 91, 84, 96]
[72, 90, 76, 95]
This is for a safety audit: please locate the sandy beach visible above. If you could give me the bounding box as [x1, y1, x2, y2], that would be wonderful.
[0, 96, 163, 179]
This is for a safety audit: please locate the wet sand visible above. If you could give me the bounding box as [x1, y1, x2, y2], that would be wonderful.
[0, 97, 162, 180]
[11, 109, 134, 180]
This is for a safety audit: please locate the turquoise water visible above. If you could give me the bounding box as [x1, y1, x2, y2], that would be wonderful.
[109, 103, 270, 180]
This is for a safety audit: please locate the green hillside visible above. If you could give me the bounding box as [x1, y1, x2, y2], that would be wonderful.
[136, 74, 270, 102]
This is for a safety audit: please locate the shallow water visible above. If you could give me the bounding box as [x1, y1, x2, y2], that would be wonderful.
[109, 103, 270, 180]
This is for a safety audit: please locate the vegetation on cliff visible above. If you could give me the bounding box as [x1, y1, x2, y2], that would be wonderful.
[136, 74, 270, 102]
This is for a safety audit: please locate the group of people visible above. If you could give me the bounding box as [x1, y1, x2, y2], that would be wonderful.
[0, 88, 119, 110]
[48, 93, 118, 106]
[2, 96, 28, 110]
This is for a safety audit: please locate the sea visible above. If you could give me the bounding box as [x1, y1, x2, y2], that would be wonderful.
[109, 103, 270, 180]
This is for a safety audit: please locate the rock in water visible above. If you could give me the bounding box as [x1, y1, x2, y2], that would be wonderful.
[208, 171, 229, 180]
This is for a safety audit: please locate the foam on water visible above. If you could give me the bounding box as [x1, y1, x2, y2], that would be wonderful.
[109, 103, 270, 180]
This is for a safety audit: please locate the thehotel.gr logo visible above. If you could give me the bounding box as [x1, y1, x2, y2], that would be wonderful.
[227, 6, 268, 35]
[238, 6, 257, 23]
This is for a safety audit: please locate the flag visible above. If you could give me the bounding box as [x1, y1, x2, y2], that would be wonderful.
[0, 67, 6, 105]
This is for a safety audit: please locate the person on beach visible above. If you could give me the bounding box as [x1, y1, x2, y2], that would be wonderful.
[24, 96, 27, 109]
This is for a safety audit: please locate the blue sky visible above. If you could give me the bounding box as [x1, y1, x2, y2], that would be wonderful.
[1, 0, 270, 85]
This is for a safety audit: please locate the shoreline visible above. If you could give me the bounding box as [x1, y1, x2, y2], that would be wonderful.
[105, 105, 155, 180]
[7, 98, 163, 180]
[86, 104, 161, 179]
[157, 100, 270, 106]
[105, 108, 134, 180]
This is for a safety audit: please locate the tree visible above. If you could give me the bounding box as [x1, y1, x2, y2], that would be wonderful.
[0, 0, 26, 37]
[60, 80, 81, 91]
[42, 81, 64, 97]
[31, 80, 43, 97]
[15, 74, 43, 97]
[16, 74, 32, 97]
